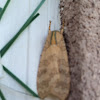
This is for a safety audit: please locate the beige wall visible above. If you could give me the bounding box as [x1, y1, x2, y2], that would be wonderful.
[60, 0, 100, 100]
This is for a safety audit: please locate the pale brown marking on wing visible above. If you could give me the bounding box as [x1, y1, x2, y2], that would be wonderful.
[37, 43, 62, 98]
[52, 32, 70, 100]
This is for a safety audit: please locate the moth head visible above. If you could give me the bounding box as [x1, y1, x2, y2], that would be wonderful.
[48, 21, 64, 45]
[50, 31, 63, 45]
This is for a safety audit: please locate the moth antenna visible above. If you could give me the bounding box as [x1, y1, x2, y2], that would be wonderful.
[49, 21, 51, 31]
[60, 20, 65, 34]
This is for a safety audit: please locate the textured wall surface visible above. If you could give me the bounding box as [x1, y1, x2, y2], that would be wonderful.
[60, 0, 100, 100]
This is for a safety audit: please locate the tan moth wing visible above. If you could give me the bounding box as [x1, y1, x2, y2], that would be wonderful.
[37, 21, 70, 100]
[51, 31, 70, 100]
[37, 31, 61, 98]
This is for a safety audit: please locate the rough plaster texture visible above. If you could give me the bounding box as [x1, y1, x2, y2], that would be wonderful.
[60, 0, 100, 100]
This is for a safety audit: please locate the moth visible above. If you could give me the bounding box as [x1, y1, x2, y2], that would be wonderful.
[37, 21, 70, 100]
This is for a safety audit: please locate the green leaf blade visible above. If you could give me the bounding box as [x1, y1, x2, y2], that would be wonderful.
[0, 90, 6, 100]
[0, 8, 2, 13]
[0, 0, 11, 20]
[3, 65, 39, 98]
[31, 0, 46, 16]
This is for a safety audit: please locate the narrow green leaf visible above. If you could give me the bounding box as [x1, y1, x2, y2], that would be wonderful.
[3, 65, 39, 98]
[0, 0, 11, 20]
[0, 13, 39, 57]
[0, 90, 6, 100]
[31, 0, 46, 16]
[0, 8, 2, 14]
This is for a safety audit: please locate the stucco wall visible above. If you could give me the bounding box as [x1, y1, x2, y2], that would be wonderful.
[60, 0, 100, 100]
